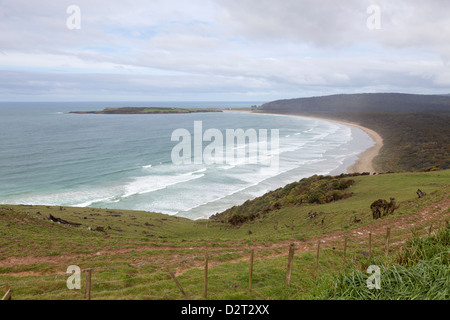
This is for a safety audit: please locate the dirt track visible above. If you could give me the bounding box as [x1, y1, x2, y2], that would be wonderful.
[174, 193, 449, 276]
[1, 193, 448, 277]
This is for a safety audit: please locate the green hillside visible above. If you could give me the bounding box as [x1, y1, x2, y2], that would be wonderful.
[1, 170, 448, 300]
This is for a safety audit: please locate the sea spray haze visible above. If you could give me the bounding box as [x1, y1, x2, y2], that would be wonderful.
[0, 102, 374, 219]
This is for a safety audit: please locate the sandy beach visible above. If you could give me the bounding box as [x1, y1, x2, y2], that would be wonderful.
[343, 122, 383, 174]
[283, 114, 383, 174]
[225, 110, 384, 174]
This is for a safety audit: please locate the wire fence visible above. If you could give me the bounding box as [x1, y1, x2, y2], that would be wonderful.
[2, 218, 449, 300]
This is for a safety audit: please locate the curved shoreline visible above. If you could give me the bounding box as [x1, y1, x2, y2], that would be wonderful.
[225, 110, 384, 174]
[278, 113, 383, 174]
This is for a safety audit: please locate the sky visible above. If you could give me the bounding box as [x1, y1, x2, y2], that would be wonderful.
[1, 0, 450, 102]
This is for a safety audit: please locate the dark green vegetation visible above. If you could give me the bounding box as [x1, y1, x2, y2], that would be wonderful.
[258, 93, 450, 172]
[260, 93, 450, 114]
[1, 170, 448, 300]
[211, 174, 359, 226]
[320, 224, 449, 300]
[70, 107, 223, 114]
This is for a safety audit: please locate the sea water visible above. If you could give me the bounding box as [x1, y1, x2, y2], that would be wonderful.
[0, 101, 374, 219]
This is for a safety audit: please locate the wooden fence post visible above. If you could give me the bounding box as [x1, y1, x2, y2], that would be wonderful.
[249, 250, 254, 292]
[84, 268, 93, 300]
[2, 284, 12, 300]
[203, 255, 209, 299]
[285, 244, 295, 286]
[168, 270, 188, 299]
[385, 228, 391, 256]
[314, 241, 321, 278]
[343, 237, 348, 268]
[2, 290, 12, 301]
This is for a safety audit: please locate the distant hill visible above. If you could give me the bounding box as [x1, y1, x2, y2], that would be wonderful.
[260, 93, 450, 114]
[258, 93, 450, 172]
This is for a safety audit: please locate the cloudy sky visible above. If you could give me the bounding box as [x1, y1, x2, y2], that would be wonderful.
[1, 0, 449, 102]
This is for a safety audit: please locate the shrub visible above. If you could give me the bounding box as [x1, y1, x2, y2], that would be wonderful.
[211, 175, 357, 226]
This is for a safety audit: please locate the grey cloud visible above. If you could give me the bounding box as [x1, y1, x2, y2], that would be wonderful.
[217, 0, 374, 46]
[216, 0, 450, 52]
[1, 0, 449, 101]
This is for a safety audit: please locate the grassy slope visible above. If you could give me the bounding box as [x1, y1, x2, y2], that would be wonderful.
[1, 170, 449, 299]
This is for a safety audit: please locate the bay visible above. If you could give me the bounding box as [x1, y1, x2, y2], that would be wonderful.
[0, 101, 373, 219]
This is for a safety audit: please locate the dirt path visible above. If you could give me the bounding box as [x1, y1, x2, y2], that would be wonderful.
[1, 194, 448, 278]
[174, 193, 449, 276]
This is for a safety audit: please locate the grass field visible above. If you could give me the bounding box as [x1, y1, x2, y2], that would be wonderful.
[1, 170, 449, 300]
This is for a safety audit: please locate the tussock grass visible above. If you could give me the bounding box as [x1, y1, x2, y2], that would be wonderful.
[319, 225, 450, 300]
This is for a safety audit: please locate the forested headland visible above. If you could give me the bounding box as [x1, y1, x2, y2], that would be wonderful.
[257, 93, 450, 172]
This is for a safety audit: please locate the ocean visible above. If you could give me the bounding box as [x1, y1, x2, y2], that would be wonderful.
[0, 101, 374, 219]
